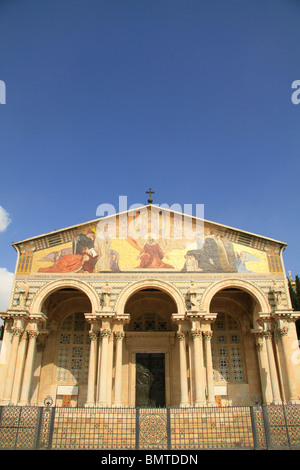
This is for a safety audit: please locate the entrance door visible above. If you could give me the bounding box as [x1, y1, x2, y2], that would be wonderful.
[136, 353, 165, 407]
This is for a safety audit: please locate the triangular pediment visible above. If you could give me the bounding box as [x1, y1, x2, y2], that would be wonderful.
[14, 204, 285, 275]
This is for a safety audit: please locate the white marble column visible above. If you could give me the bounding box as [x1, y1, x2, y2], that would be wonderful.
[85, 330, 99, 406]
[203, 330, 216, 406]
[97, 328, 111, 406]
[264, 331, 282, 404]
[177, 330, 190, 407]
[2, 326, 24, 405]
[275, 324, 299, 403]
[252, 330, 273, 404]
[113, 331, 125, 407]
[10, 331, 28, 405]
[190, 329, 206, 406]
[19, 330, 39, 405]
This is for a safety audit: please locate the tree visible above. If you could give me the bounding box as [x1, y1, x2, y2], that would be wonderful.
[288, 275, 300, 338]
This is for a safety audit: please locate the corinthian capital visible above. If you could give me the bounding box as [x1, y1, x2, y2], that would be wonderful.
[114, 331, 125, 341]
[176, 331, 187, 341]
[202, 331, 213, 341]
[190, 328, 202, 339]
[89, 331, 99, 341]
[27, 330, 39, 339]
[11, 326, 24, 337]
[100, 328, 111, 339]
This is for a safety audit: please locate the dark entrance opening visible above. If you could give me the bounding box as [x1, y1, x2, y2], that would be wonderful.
[136, 353, 165, 408]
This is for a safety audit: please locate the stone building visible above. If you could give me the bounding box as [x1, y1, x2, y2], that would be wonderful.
[0, 203, 299, 408]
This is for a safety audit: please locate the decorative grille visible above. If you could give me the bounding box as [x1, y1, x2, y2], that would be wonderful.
[131, 312, 169, 331]
[212, 312, 245, 383]
[56, 312, 90, 384]
[0, 404, 299, 450]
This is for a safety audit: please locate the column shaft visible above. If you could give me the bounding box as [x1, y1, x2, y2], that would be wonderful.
[264, 331, 282, 404]
[10, 332, 28, 404]
[203, 331, 216, 406]
[276, 327, 299, 403]
[177, 331, 189, 407]
[2, 327, 24, 404]
[85, 331, 99, 406]
[113, 331, 125, 407]
[19, 330, 38, 405]
[253, 333, 273, 404]
[97, 328, 111, 406]
[191, 329, 206, 406]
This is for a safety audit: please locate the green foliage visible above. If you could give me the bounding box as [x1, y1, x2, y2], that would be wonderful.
[289, 275, 300, 338]
[289, 275, 300, 310]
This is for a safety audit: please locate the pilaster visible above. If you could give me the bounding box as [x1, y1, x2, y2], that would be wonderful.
[272, 309, 300, 404]
[1, 311, 29, 405]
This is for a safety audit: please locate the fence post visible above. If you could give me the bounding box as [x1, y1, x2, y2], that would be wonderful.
[167, 408, 171, 450]
[14, 406, 22, 449]
[135, 408, 140, 450]
[261, 405, 272, 449]
[36, 406, 56, 450]
[36, 406, 44, 449]
[47, 406, 56, 449]
[282, 403, 291, 449]
[249, 406, 259, 450]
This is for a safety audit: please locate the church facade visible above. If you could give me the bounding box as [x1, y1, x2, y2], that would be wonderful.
[0, 204, 299, 409]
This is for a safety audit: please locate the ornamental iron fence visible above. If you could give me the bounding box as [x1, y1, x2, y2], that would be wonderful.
[0, 404, 299, 450]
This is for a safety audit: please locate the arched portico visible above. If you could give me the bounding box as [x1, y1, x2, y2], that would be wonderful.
[115, 278, 186, 317]
[119, 281, 182, 407]
[201, 278, 271, 318]
[30, 278, 100, 314]
[208, 286, 261, 405]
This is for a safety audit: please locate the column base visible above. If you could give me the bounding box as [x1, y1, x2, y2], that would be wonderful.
[1, 399, 11, 406]
[194, 401, 207, 407]
[18, 400, 30, 406]
[84, 402, 96, 408]
[207, 401, 218, 407]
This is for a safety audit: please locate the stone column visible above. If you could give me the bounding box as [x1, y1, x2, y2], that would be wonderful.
[85, 330, 99, 407]
[2, 326, 25, 405]
[275, 325, 299, 403]
[190, 329, 206, 406]
[113, 331, 125, 407]
[84, 315, 100, 407]
[177, 330, 190, 407]
[10, 331, 28, 404]
[264, 331, 282, 404]
[97, 328, 111, 406]
[252, 330, 273, 404]
[19, 330, 39, 405]
[203, 331, 216, 406]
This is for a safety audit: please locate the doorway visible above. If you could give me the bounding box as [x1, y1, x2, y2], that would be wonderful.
[136, 353, 165, 407]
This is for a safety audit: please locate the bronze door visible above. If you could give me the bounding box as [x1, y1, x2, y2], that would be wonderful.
[136, 353, 165, 407]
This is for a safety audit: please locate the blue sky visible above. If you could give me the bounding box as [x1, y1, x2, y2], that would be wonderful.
[0, 0, 300, 309]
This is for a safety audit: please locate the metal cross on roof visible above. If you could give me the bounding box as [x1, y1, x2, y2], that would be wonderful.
[146, 188, 155, 204]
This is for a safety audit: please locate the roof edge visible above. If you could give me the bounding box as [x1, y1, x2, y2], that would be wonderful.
[12, 204, 287, 248]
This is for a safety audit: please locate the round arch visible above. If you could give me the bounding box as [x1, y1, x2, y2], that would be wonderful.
[115, 279, 186, 316]
[30, 278, 100, 314]
[201, 278, 271, 314]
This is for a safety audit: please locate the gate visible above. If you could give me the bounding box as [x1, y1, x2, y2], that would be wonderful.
[0, 404, 299, 450]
